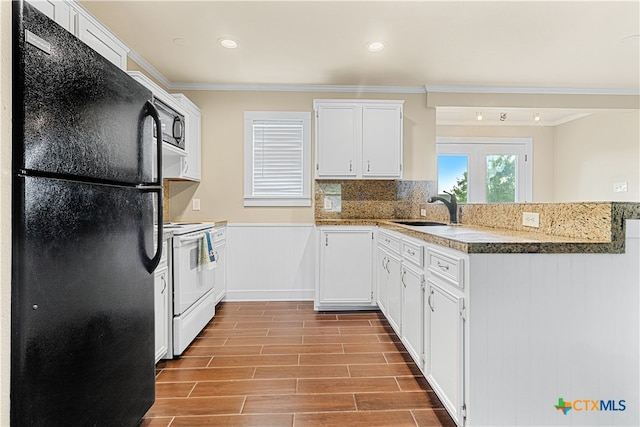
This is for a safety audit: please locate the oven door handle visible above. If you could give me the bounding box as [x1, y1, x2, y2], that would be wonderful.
[176, 233, 206, 245]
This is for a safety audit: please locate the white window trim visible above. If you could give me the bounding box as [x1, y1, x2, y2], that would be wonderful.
[244, 111, 312, 207]
[436, 137, 533, 203]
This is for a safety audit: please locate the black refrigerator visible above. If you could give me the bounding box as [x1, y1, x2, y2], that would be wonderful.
[11, 1, 163, 425]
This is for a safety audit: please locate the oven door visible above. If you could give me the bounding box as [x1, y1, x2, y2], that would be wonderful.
[172, 232, 215, 316]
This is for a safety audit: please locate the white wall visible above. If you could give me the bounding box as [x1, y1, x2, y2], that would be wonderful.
[554, 111, 640, 202]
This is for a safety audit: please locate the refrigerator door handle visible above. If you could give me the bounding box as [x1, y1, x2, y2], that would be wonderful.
[145, 100, 163, 186]
[139, 101, 163, 273]
[136, 183, 163, 273]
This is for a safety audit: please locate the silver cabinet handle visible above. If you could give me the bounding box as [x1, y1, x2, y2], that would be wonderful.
[367, 160, 371, 172]
[406, 248, 415, 256]
[385, 258, 390, 273]
[349, 160, 353, 172]
[401, 270, 407, 287]
[161, 274, 167, 294]
[428, 288, 434, 312]
[437, 261, 450, 271]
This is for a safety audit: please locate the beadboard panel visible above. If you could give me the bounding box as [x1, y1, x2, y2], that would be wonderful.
[226, 224, 316, 301]
[467, 220, 640, 426]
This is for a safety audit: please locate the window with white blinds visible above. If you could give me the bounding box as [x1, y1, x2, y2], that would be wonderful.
[244, 111, 311, 206]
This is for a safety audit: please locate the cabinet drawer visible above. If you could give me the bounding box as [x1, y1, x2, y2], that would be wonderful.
[401, 238, 424, 268]
[378, 229, 401, 254]
[212, 227, 226, 242]
[427, 248, 464, 288]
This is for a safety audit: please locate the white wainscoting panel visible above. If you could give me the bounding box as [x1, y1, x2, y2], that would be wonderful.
[226, 224, 316, 301]
[466, 222, 640, 426]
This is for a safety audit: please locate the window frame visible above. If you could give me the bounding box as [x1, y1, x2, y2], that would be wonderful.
[243, 111, 312, 207]
[436, 137, 533, 203]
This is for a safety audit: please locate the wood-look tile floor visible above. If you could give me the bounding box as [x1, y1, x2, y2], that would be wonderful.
[142, 301, 456, 427]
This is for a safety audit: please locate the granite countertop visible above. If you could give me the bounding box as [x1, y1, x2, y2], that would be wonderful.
[315, 215, 638, 254]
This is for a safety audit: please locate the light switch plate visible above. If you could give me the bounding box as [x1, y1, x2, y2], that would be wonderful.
[192, 198, 201, 211]
[323, 197, 332, 210]
[522, 212, 540, 228]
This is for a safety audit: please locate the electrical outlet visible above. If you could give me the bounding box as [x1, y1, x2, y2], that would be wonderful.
[192, 198, 201, 211]
[323, 197, 332, 210]
[522, 212, 540, 228]
[420, 208, 427, 217]
[613, 182, 628, 192]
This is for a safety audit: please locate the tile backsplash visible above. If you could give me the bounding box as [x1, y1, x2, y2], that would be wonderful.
[315, 180, 436, 219]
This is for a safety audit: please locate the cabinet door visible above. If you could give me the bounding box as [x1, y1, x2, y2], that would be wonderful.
[318, 229, 373, 307]
[316, 105, 359, 177]
[213, 241, 227, 305]
[362, 105, 403, 178]
[172, 94, 201, 181]
[154, 266, 169, 363]
[426, 280, 465, 426]
[376, 246, 389, 314]
[402, 264, 424, 368]
[27, 0, 72, 29]
[385, 254, 402, 335]
[76, 13, 128, 69]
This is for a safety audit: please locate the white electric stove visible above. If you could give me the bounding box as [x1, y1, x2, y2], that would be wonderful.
[163, 221, 217, 356]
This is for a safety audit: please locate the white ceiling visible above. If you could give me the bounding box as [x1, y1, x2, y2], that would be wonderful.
[80, 0, 640, 125]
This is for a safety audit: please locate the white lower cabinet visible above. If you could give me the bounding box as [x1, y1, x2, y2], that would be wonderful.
[316, 227, 375, 310]
[154, 240, 170, 363]
[377, 229, 402, 334]
[212, 227, 227, 305]
[426, 277, 465, 426]
[384, 254, 402, 334]
[401, 262, 425, 368]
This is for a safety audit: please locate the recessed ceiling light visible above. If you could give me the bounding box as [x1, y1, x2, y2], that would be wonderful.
[367, 41, 385, 53]
[172, 37, 185, 46]
[476, 112, 483, 121]
[218, 38, 239, 49]
[533, 112, 541, 122]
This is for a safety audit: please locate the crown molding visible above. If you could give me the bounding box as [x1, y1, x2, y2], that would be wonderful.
[127, 50, 172, 90]
[425, 84, 640, 96]
[168, 82, 427, 94]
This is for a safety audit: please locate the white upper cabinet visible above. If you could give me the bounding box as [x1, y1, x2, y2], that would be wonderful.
[170, 94, 202, 182]
[362, 104, 403, 178]
[315, 103, 359, 177]
[27, 0, 72, 29]
[76, 11, 129, 70]
[314, 100, 403, 180]
[27, 0, 130, 70]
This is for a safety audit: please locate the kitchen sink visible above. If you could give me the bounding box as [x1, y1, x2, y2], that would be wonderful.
[393, 221, 447, 226]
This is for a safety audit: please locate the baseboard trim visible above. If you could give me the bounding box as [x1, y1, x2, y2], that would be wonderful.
[224, 289, 315, 302]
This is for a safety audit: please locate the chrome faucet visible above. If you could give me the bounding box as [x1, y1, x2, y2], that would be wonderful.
[428, 191, 458, 224]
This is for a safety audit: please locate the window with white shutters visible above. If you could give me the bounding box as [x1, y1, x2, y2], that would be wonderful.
[244, 112, 311, 206]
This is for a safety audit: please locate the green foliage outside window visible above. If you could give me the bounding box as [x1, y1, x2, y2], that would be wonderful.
[486, 155, 516, 203]
[447, 155, 516, 203]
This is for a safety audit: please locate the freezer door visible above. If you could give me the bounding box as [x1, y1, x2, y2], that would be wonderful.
[11, 176, 156, 425]
[14, 2, 155, 184]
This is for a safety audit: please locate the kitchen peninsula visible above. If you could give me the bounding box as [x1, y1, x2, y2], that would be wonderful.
[316, 200, 640, 426]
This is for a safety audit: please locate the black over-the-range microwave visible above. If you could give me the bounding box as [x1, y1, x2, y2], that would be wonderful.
[152, 98, 185, 150]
